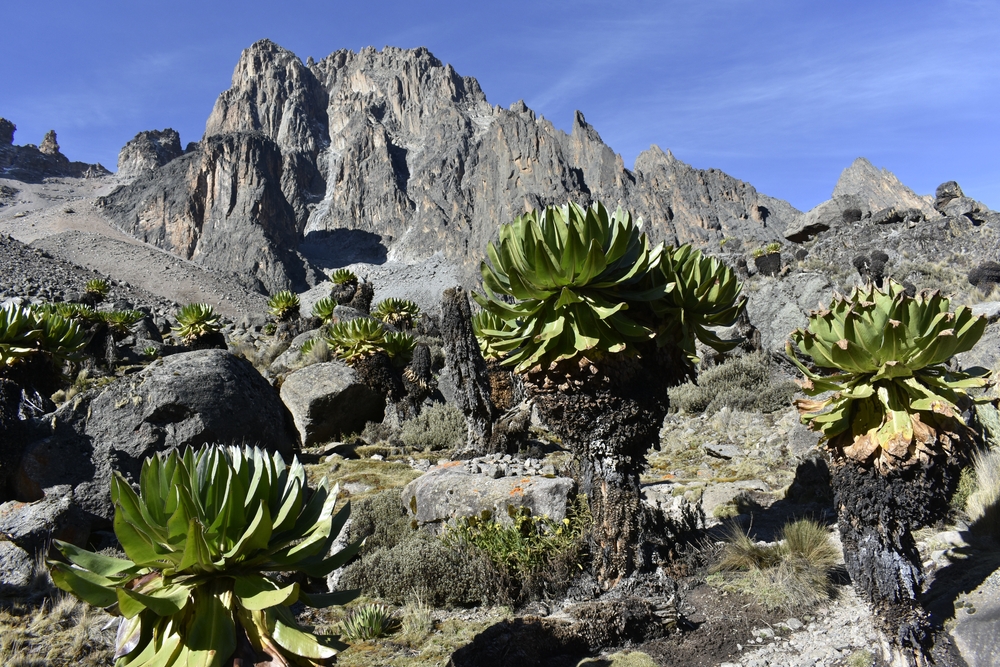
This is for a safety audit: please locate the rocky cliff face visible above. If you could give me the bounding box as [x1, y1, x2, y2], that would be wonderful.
[117, 129, 184, 179]
[98, 40, 800, 292]
[98, 131, 316, 293]
[832, 157, 935, 218]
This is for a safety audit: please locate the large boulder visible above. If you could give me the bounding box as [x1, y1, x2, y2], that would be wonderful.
[743, 272, 833, 353]
[784, 195, 866, 243]
[14, 350, 296, 523]
[0, 485, 89, 555]
[279, 361, 385, 446]
[0, 541, 34, 596]
[402, 464, 576, 531]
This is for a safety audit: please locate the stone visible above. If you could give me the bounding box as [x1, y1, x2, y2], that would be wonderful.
[266, 330, 319, 378]
[784, 194, 866, 243]
[704, 442, 742, 459]
[785, 618, 804, 631]
[0, 540, 34, 596]
[950, 569, 1000, 667]
[15, 350, 295, 523]
[744, 272, 833, 353]
[0, 118, 14, 145]
[934, 181, 964, 212]
[402, 464, 576, 530]
[0, 485, 90, 554]
[700, 480, 769, 519]
[38, 130, 61, 156]
[117, 128, 184, 179]
[279, 360, 385, 446]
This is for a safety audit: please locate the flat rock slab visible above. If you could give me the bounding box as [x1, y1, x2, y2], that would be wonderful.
[279, 361, 385, 447]
[402, 464, 576, 530]
[950, 567, 1000, 667]
[704, 443, 742, 459]
[701, 480, 771, 521]
[0, 541, 34, 596]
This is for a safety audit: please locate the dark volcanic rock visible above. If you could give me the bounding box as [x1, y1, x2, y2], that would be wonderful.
[98, 131, 318, 294]
[14, 350, 296, 523]
[0, 118, 14, 145]
[117, 128, 184, 179]
[784, 194, 866, 242]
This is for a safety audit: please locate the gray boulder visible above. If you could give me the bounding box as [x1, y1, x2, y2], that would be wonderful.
[279, 361, 385, 446]
[15, 350, 295, 522]
[0, 541, 34, 596]
[744, 272, 833, 353]
[0, 485, 89, 554]
[950, 568, 1000, 667]
[784, 195, 866, 243]
[402, 465, 576, 531]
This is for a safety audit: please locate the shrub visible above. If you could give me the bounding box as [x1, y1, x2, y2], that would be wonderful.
[667, 352, 797, 415]
[346, 489, 414, 553]
[338, 531, 500, 607]
[710, 519, 839, 612]
[372, 298, 421, 329]
[48, 445, 360, 665]
[340, 604, 399, 641]
[267, 289, 301, 321]
[325, 318, 414, 366]
[171, 303, 221, 343]
[400, 403, 467, 451]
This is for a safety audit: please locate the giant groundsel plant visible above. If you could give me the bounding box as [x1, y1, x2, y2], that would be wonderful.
[473, 201, 670, 372]
[48, 445, 360, 666]
[787, 280, 989, 472]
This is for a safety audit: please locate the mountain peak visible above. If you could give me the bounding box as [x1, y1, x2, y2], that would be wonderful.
[833, 157, 934, 216]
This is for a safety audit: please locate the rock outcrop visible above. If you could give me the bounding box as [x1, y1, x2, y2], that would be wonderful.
[98, 132, 318, 293]
[98, 41, 800, 292]
[0, 119, 110, 182]
[279, 360, 385, 445]
[117, 128, 184, 179]
[832, 157, 935, 218]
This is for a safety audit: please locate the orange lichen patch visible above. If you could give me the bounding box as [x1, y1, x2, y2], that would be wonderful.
[433, 460, 464, 470]
[509, 486, 524, 496]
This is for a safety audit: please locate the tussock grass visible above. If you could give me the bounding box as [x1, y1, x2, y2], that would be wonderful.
[0, 593, 115, 666]
[967, 448, 1000, 539]
[709, 519, 839, 613]
[306, 458, 423, 502]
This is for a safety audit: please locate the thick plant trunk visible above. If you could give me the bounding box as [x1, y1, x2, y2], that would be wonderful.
[440, 287, 494, 456]
[832, 450, 966, 662]
[528, 349, 675, 587]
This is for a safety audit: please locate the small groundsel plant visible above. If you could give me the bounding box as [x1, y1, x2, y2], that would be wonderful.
[372, 298, 421, 329]
[85, 278, 110, 300]
[312, 297, 336, 324]
[48, 445, 362, 666]
[171, 303, 221, 344]
[267, 290, 301, 321]
[340, 603, 399, 642]
[787, 279, 989, 472]
[142, 346, 159, 359]
[709, 519, 839, 613]
[330, 269, 358, 286]
[100, 310, 146, 338]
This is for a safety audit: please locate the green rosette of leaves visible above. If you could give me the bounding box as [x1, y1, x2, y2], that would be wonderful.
[372, 298, 421, 329]
[473, 201, 672, 373]
[786, 280, 990, 472]
[324, 317, 414, 366]
[48, 445, 361, 667]
[172, 304, 221, 343]
[652, 245, 747, 364]
[0, 303, 87, 367]
[267, 290, 301, 321]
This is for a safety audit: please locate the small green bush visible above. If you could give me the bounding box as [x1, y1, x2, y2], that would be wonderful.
[341, 603, 399, 642]
[331, 268, 358, 286]
[312, 296, 337, 323]
[84, 279, 109, 300]
[266, 290, 300, 321]
[338, 531, 501, 608]
[400, 403, 467, 451]
[347, 489, 414, 553]
[668, 352, 796, 415]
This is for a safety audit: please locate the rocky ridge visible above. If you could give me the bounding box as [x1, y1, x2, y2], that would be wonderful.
[0, 119, 110, 182]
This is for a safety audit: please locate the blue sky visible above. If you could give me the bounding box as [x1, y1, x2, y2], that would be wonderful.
[4, 0, 998, 212]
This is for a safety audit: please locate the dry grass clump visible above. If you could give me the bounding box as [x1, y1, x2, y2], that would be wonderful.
[967, 448, 1000, 539]
[229, 337, 289, 373]
[709, 519, 839, 613]
[667, 352, 797, 416]
[0, 593, 115, 666]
